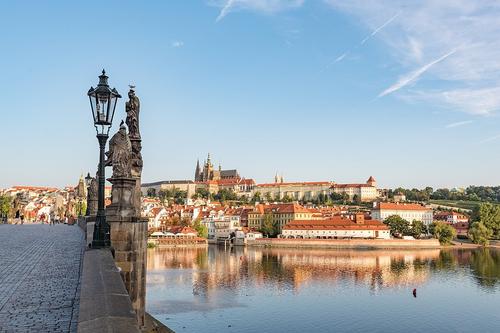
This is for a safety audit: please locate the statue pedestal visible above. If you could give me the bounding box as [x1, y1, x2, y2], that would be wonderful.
[106, 177, 147, 328]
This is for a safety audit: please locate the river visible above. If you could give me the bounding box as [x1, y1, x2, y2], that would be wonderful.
[146, 246, 500, 333]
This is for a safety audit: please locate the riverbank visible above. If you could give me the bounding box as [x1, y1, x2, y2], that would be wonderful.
[451, 239, 500, 249]
[247, 238, 441, 249]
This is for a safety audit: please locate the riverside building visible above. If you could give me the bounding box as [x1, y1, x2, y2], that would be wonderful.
[371, 202, 433, 225]
[281, 214, 390, 239]
[248, 203, 317, 233]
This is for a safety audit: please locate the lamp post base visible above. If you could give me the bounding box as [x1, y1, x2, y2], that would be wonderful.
[92, 214, 110, 248]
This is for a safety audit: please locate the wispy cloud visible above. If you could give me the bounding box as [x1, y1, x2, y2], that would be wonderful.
[445, 120, 473, 128]
[480, 134, 500, 144]
[213, 0, 305, 22]
[379, 49, 456, 98]
[325, 0, 500, 115]
[360, 12, 400, 45]
[171, 40, 184, 48]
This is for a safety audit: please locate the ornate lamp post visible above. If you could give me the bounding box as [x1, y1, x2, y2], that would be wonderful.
[87, 70, 121, 247]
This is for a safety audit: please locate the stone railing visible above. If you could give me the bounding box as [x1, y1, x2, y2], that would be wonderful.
[77, 248, 140, 333]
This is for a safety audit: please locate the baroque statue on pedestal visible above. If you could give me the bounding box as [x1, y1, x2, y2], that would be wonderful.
[88, 174, 98, 216]
[126, 86, 141, 140]
[106, 121, 132, 178]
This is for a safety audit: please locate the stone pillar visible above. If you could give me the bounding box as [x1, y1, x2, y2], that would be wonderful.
[107, 177, 148, 327]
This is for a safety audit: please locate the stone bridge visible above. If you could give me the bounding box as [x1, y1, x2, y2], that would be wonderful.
[0, 224, 155, 333]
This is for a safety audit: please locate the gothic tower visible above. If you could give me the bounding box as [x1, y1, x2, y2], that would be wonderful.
[194, 159, 201, 181]
[202, 153, 213, 182]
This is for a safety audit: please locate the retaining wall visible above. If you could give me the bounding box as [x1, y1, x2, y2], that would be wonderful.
[247, 238, 441, 249]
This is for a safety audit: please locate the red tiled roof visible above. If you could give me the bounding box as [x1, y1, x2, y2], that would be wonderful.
[250, 203, 311, 214]
[283, 216, 388, 231]
[12, 186, 59, 191]
[374, 202, 431, 211]
[257, 181, 331, 187]
[332, 184, 373, 188]
[168, 226, 197, 234]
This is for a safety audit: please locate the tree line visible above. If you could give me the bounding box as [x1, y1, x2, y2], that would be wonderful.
[389, 186, 500, 203]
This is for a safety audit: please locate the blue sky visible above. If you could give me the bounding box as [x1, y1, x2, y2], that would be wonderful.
[1, 0, 500, 189]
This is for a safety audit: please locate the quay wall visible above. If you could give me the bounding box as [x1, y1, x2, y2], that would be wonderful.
[247, 238, 441, 249]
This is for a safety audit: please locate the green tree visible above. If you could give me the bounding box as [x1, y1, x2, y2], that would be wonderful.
[192, 218, 208, 238]
[472, 203, 500, 239]
[352, 194, 361, 204]
[158, 189, 168, 203]
[0, 195, 12, 218]
[468, 222, 492, 246]
[173, 190, 188, 204]
[432, 222, 457, 245]
[251, 191, 262, 203]
[411, 220, 426, 239]
[146, 188, 157, 197]
[194, 187, 210, 200]
[384, 215, 410, 237]
[282, 194, 293, 203]
[264, 192, 272, 202]
[260, 213, 277, 237]
[214, 189, 238, 202]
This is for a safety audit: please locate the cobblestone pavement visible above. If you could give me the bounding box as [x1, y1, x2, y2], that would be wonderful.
[0, 224, 84, 333]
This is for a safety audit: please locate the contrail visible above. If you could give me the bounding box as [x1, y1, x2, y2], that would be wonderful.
[480, 133, 500, 144]
[216, 0, 235, 22]
[445, 120, 473, 128]
[361, 12, 401, 45]
[378, 49, 457, 98]
[328, 12, 400, 66]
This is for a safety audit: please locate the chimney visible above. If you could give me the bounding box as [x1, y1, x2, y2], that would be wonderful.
[354, 213, 365, 224]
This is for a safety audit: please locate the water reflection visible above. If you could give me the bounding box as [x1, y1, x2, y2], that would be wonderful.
[146, 246, 500, 332]
[148, 247, 499, 293]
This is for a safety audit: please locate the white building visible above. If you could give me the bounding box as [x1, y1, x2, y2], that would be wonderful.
[434, 211, 469, 224]
[371, 202, 433, 225]
[254, 181, 332, 201]
[147, 207, 168, 229]
[214, 215, 242, 240]
[331, 176, 379, 202]
[281, 214, 390, 239]
[201, 217, 216, 239]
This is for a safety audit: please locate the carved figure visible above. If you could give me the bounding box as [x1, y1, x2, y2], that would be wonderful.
[88, 175, 98, 216]
[131, 140, 143, 175]
[106, 121, 132, 178]
[126, 86, 141, 140]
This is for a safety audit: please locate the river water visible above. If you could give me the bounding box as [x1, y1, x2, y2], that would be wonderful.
[146, 246, 500, 333]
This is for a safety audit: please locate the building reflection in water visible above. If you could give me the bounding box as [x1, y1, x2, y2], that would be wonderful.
[147, 246, 499, 298]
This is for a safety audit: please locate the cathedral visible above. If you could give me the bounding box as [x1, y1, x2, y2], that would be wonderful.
[194, 154, 240, 182]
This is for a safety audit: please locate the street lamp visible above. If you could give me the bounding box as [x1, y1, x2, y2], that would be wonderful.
[88, 69, 121, 247]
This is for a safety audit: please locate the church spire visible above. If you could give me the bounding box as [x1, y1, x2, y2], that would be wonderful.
[195, 159, 201, 181]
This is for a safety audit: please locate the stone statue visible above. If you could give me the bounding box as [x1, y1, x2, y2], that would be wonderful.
[126, 86, 141, 140]
[131, 140, 143, 177]
[88, 174, 98, 216]
[106, 121, 132, 178]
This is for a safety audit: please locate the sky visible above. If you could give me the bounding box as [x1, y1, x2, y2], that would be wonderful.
[1, 0, 500, 189]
